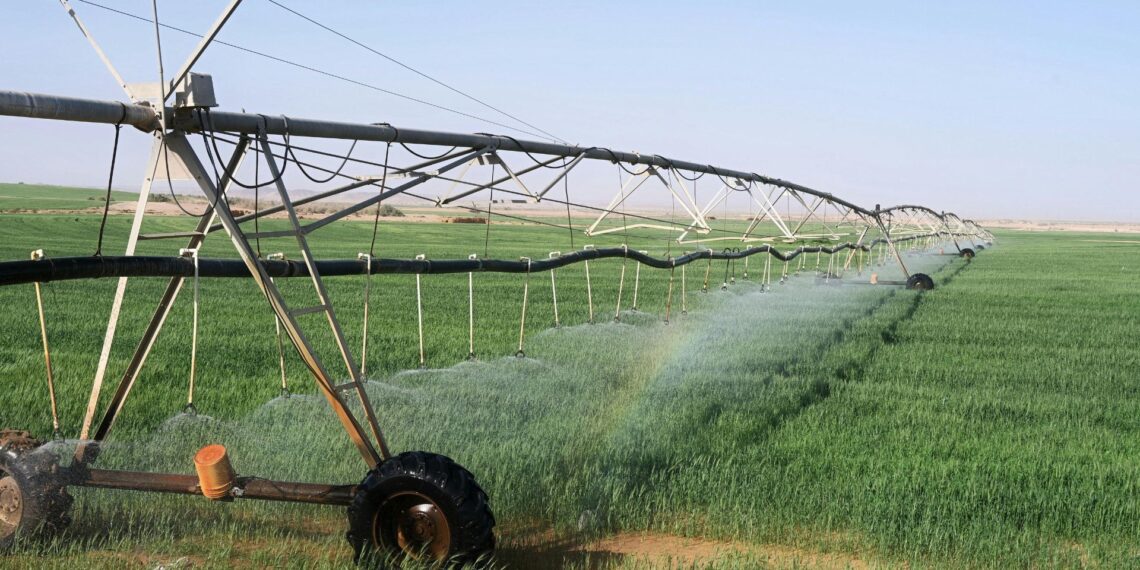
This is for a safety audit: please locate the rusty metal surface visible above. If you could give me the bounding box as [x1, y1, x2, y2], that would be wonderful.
[75, 468, 355, 506]
[0, 430, 40, 453]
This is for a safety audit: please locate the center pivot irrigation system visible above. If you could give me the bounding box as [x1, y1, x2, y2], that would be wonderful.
[0, 0, 992, 565]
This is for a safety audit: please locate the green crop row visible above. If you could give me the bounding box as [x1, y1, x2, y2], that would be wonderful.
[1, 213, 1135, 568]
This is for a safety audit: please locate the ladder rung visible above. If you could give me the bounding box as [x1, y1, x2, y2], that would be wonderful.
[332, 381, 359, 392]
[248, 229, 302, 239]
[138, 231, 205, 240]
[290, 304, 329, 317]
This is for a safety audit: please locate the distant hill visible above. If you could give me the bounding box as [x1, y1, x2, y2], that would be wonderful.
[0, 182, 137, 211]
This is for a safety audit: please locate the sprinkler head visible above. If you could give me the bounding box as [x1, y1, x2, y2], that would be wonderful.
[515, 350, 526, 359]
[466, 352, 477, 361]
[183, 403, 198, 416]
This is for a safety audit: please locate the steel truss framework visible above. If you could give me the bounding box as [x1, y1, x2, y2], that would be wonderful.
[0, 1, 992, 471]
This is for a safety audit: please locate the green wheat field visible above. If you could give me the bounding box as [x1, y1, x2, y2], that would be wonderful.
[0, 187, 1137, 568]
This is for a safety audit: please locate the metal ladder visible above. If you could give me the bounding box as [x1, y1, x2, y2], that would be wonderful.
[78, 133, 388, 468]
[235, 133, 389, 466]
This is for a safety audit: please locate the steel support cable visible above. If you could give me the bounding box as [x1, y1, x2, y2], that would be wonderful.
[206, 131, 794, 242]
[454, 178, 769, 241]
[74, 0, 557, 142]
[215, 131, 677, 243]
[3, 91, 950, 224]
[265, 0, 566, 144]
[664, 262, 674, 324]
[219, 128, 464, 181]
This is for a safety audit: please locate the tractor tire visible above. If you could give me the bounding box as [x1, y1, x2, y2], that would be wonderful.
[960, 248, 976, 259]
[0, 430, 72, 549]
[905, 273, 935, 290]
[347, 451, 494, 567]
[976, 244, 986, 251]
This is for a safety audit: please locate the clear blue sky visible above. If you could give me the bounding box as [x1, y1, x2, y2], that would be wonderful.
[2, 1, 1138, 221]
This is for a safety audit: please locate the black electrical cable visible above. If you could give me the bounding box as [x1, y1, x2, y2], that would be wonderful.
[483, 163, 495, 258]
[212, 130, 723, 216]
[280, 115, 359, 184]
[674, 168, 706, 181]
[162, 136, 210, 217]
[199, 109, 290, 190]
[212, 132, 781, 242]
[399, 142, 458, 160]
[265, 0, 567, 144]
[562, 162, 575, 249]
[367, 142, 393, 257]
[93, 122, 123, 257]
[253, 145, 262, 258]
[206, 131, 858, 245]
[599, 148, 654, 176]
[494, 135, 576, 169]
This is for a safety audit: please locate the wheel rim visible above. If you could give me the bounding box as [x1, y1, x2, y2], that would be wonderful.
[373, 491, 451, 560]
[0, 472, 22, 539]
